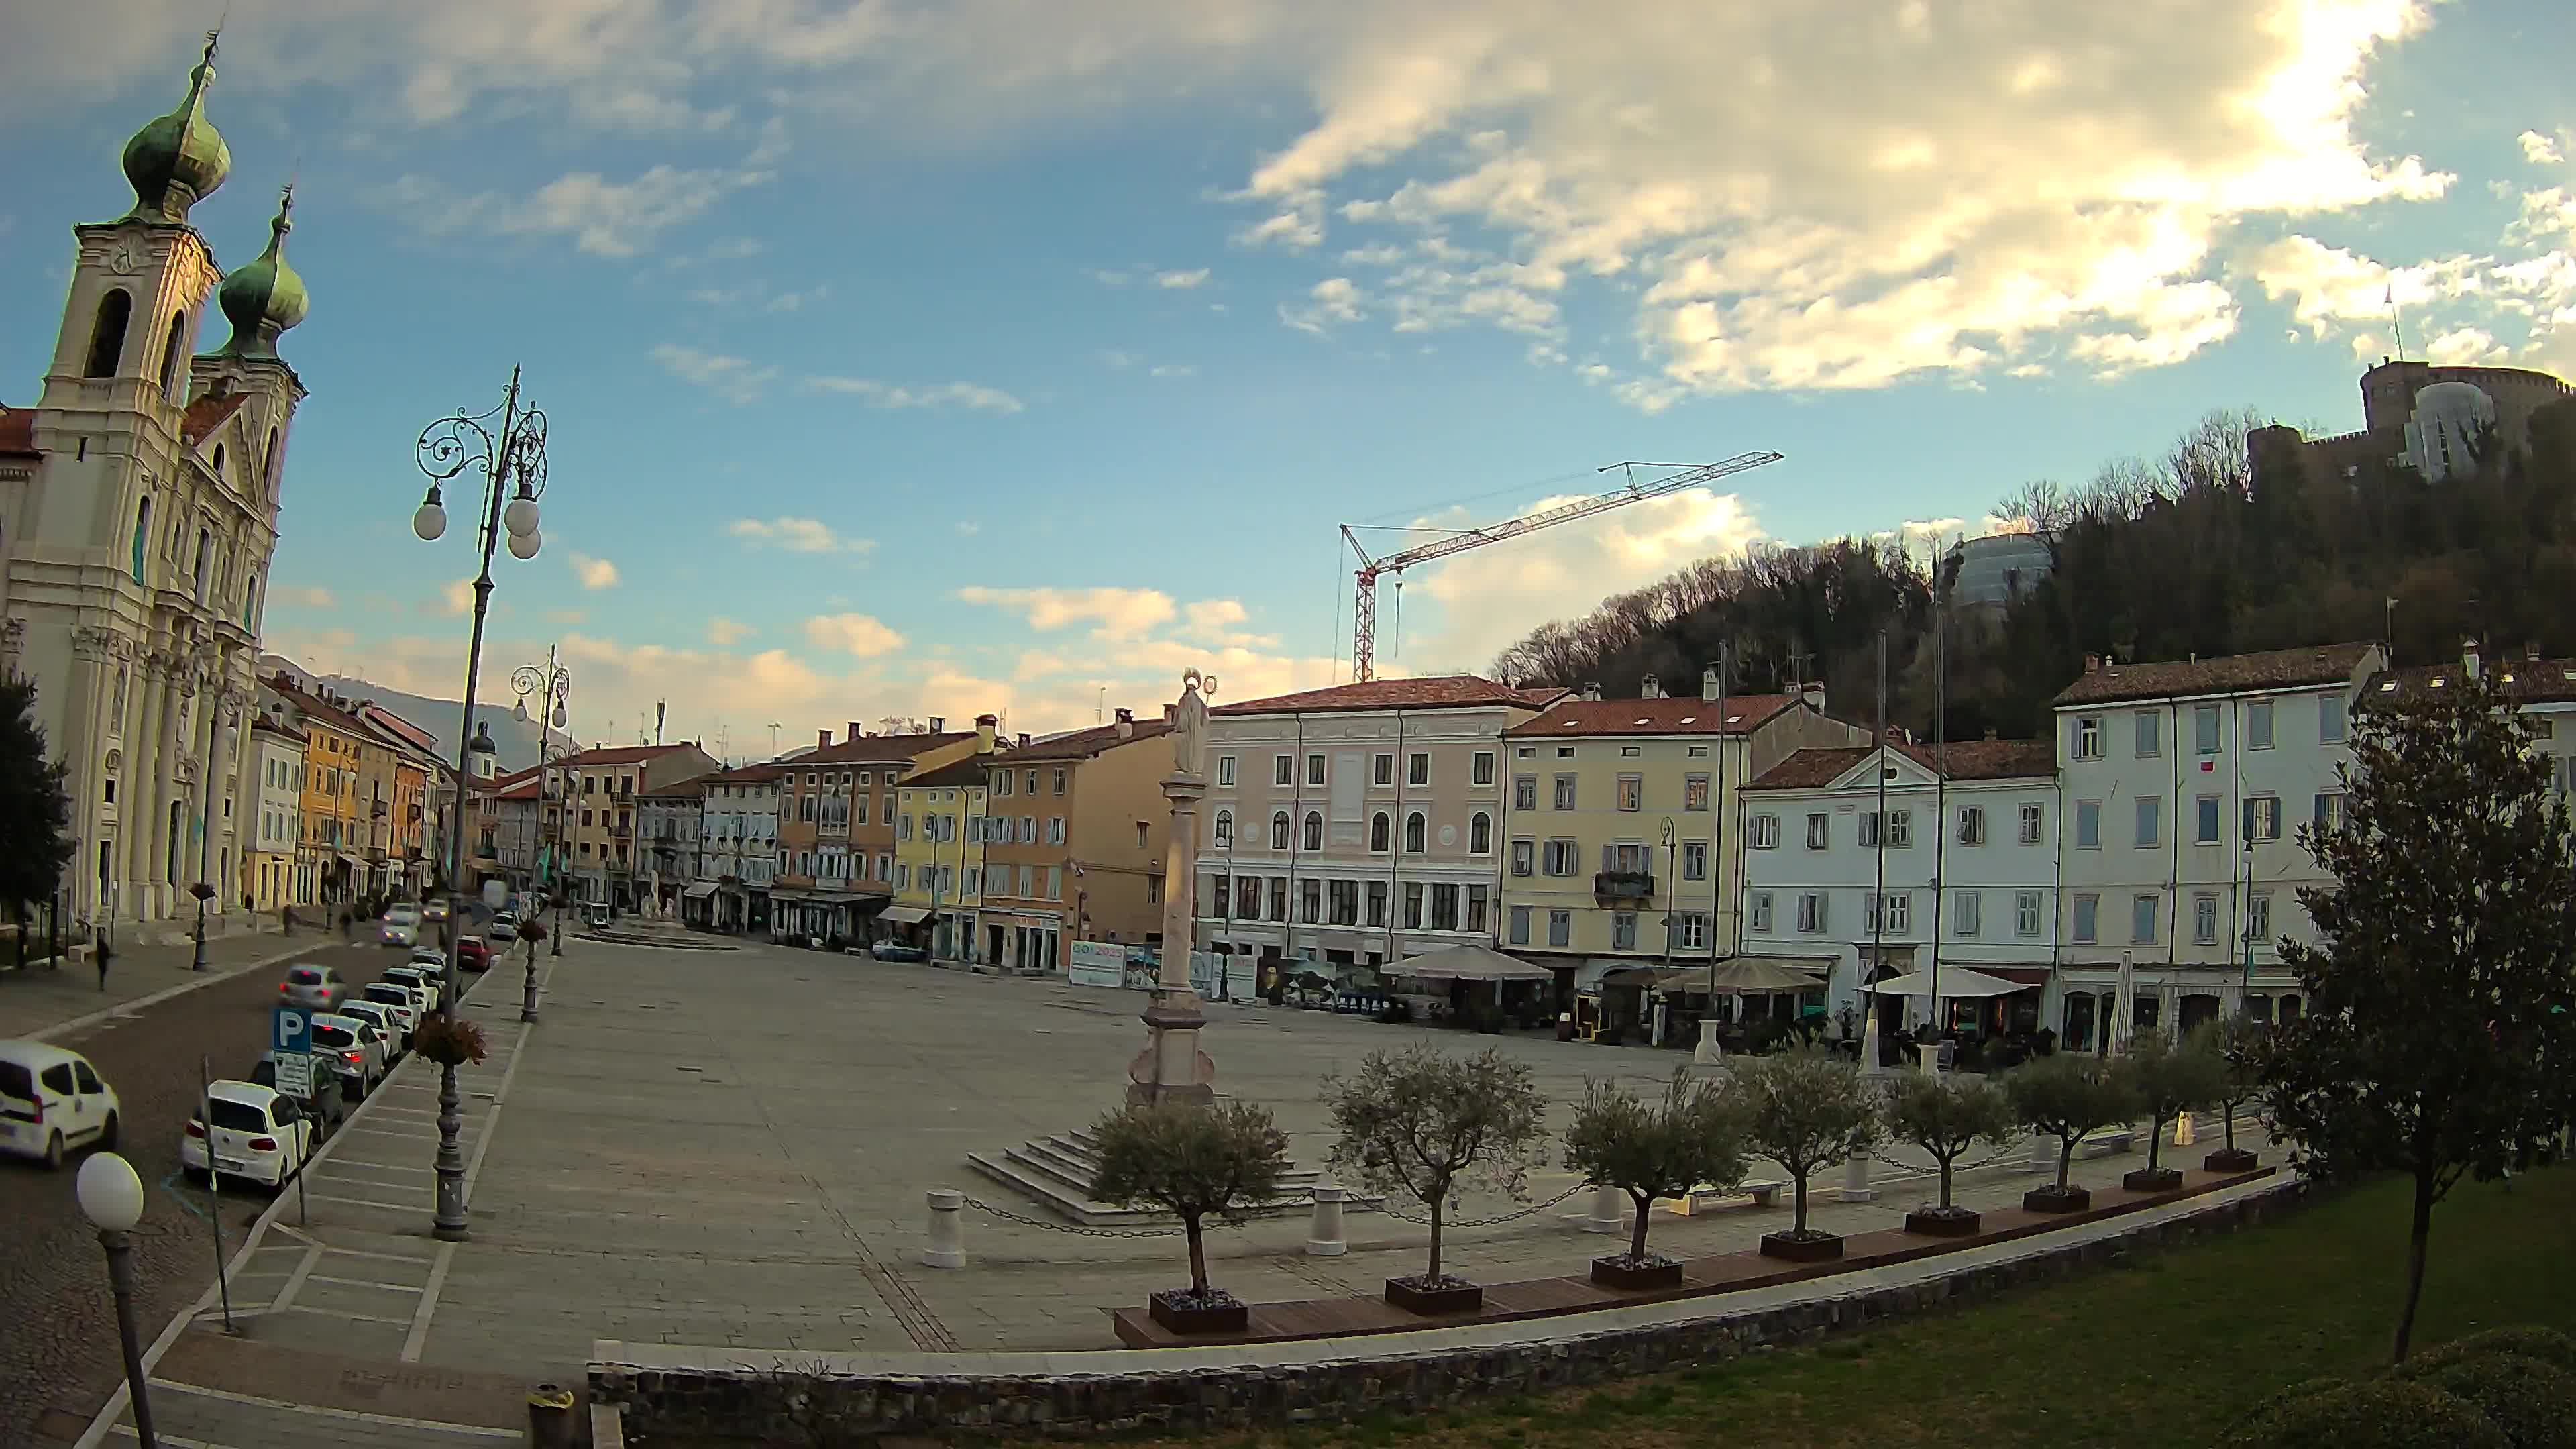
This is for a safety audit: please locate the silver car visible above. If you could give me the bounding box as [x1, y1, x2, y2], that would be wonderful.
[280, 964, 346, 1013]
[308, 1014, 386, 1093]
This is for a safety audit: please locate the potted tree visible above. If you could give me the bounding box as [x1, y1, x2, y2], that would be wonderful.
[1562, 1069, 1749, 1289]
[2203, 1016, 2266, 1173]
[1089, 1101, 1290, 1335]
[1324, 1045, 1549, 1315]
[1884, 1071, 2017, 1236]
[2006, 1053, 2139, 1212]
[1740, 1046, 1884, 1262]
[2119, 1027, 2226, 1192]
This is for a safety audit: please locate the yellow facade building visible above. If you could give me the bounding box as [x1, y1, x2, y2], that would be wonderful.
[890, 714, 998, 959]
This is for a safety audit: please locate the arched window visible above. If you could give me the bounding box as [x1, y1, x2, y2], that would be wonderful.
[160, 311, 189, 397]
[261, 428, 280, 497]
[1301, 811, 1322, 851]
[1370, 811, 1391, 853]
[193, 527, 211, 604]
[242, 572, 257, 627]
[1213, 809, 1232, 848]
[130, 496, 151, 580]
[1405, 811, 1426, 853]
[86, 290, 133, 378]
[211, 443, 225, 481]
[1270, 811, 1290, 850]
[1470, 811, 1493, 855]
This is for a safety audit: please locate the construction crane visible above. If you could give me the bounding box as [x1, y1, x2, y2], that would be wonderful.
[1339, 452, 1784, 681]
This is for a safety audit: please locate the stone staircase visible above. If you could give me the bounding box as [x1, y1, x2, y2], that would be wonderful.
[966, 1127, 1375, 1227]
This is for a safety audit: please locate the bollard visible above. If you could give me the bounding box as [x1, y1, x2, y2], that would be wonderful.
[527, 1382, 578, 1449]
[1835, 1154, 1876, 1203]
[1305, 1184, 1348, 1256]
[1583, 1183, 1625, 1234]
[921, 1188, 967, 1269]
[2027, 1132, 2055, 1175]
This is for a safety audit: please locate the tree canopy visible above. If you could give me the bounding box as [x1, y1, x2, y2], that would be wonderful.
[1562, 1068, 1749, 1262]
[0, 676, 74, 912]
[1324, 1045, 1550, 1284]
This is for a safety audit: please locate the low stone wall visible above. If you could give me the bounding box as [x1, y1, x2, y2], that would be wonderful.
[595, 1178, 2306, 1442]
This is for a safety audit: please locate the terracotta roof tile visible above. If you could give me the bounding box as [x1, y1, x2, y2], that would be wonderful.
[180, 392, 250, 447]
[1747, 746, 1874, 790]
[695, 762, 786, 785]
[1002, 718, 1171, 761]
[559, 743, 697, 768]
[1504, 694, 1801, 738]
[0, 407, 37, 458]
[1214, 675, 1563, 716]
[1748, 737, 2056, 790]
[796, 731, 973, 765]
[904, 755, 994, 790]
[2377, 657, 2576, 705]
[2053, 643, 2380, 707]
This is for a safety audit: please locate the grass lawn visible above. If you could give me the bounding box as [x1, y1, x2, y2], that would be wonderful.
[1080, 1167, 2576, 1449]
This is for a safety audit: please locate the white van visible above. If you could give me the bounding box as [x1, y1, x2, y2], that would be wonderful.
[0, 1041, 123, 1169]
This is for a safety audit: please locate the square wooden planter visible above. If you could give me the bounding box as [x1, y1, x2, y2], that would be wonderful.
[2122, 1167, 2184, 1193]
[1147, 1289, 1249, 1336]
[1758, 1231, 1845, 1263]
[1384, 1277, 1483, 1316]
[1589, 1255, 1686, 1291]
[2023, 1185, 2092, 1214]
[1903, 1208, 1982, 1237]
[2203, 1148, 2260, 1173]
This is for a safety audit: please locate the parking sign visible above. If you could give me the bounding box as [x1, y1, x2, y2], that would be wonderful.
[273, 1006, 312, 1056]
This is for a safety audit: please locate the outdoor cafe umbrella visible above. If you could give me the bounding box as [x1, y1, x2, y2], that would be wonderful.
[1862, 965, 2025, 999]
[1395, 943, 1553, 982]
[1699, 956, 1828, 995]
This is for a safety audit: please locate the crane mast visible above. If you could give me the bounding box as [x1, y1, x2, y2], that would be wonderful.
[1342, 451, 1783, 682]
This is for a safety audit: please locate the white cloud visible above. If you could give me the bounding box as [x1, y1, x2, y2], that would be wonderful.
[650, 343, 780, 405]
[439, 579, 475, 616]
[725, 517, 874, 554]
[1155, 268, 1211, 288]
[1407, 488, 1768, 673]
[707, 617, 755, 647]
[570, 553, 621, 590]
[804, 377, 1025, 413]
[957, 586, 1177, 638]
[1148, 363, 1197, 378]
[380, 150, 779, 258]
[547, 608, 590, 625]
[1281, 276, 1366, 334]
[270, 585, 337, 610]
[2522, 131, 2565, 167]
[955, 520, 983, 536]
[804, 612, 907, 657]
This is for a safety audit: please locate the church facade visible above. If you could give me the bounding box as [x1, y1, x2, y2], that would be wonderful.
[0, 36, 312, 930]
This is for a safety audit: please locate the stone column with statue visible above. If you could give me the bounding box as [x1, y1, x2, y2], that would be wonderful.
[1127, 669, 1218, 1107]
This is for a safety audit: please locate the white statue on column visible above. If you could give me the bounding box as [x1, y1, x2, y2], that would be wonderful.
[1128, 669, 1218, 1106]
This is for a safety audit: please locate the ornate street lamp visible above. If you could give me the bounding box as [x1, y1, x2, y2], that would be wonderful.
[78, 1151, 157, 1447]
[511, 649, 571, 1014]
[411, 367, 547, 1242]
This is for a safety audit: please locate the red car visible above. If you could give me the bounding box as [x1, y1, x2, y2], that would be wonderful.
[455, 936, 492, 973]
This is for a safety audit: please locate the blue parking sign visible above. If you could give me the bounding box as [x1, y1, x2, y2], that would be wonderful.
[272, 1005, 312, 1056]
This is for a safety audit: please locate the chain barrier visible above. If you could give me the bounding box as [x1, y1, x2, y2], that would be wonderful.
[1375, 1181, 1591, 1229]
[958, 1195, 1187, 1238]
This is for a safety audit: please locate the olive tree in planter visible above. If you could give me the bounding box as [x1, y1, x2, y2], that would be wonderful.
[1740, 1046, 1883, 1262]
[2006, 1053, 2139, 1212]
[2203, 1017, 2267, 1173]
[1088, 1101, 1289, 1336]
[2120, 1027, 2227, 1191]
[1324, 1045, 1549, 1315]
[1882, 1071, 2017, 1237]
[1562, 1068, 1749, 1289]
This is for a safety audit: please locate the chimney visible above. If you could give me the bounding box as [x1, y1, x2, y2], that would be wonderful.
[1016, 732, 1030, 748]
[2084, 653, 2102, 674]
[1115, 707, 1134, 739]
[1701, 667, 1721, 702]
[928, 716, 946, 733]
[1582, 681, 1603, 702]
[1801, 682, 1826, 713]
[2463, 637, 2481, 680]
[975, 714, 998, 753]
[2528, 641, 2543, 662]
[847, 722, 863, 742]
[817, 728, 831, 750]
[1640, 672, 1664, 699]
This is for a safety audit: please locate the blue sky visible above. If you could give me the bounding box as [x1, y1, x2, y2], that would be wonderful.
[4, 0, 2571, 754]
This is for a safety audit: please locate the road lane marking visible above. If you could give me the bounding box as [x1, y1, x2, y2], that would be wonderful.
[279, 1303, 415, 1326]
[308, 1273, 425, 1294]
[401, 1241, 458, 1363]
[144, 1380, 521, 1436]
[310, 1193, 417, 1212]
[268, 1246, 323, 1313]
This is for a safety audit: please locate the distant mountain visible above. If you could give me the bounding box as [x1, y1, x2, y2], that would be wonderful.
[258, 655, 572, 773]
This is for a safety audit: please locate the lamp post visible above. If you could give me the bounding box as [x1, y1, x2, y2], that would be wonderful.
[512, 651, 572, 1008]
[411, 366, 548, 1242]
[189, 684, 231, 972]
[78, 1151, 158, 1448]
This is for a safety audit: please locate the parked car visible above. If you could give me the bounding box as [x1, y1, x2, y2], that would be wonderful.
[583, 902, 612, 929]
[0, 1041, 121, 1169]
[869, 940, 929, 963]
[423, 898, 451, 924]
[309, 1014, 387, 1093]
[381, 965, 443, 1013]
[456, 936, 492, 972]
[182, 1081, 314, 1191]
[280, 963, 347, 1013]
[380, 903, 421, 948]
[250, 1052, 351, 1133]
[488, 913, 519, 945]
[353, 979, 422, 1036]
[347, 991, 419, 1048]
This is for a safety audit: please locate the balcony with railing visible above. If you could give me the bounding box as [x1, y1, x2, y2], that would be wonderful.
[1593, 870, 1654, 902]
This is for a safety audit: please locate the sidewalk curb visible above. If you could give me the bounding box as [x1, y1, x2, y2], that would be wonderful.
[70, 957, 529, 1449]
[32, 942, 321, 1044]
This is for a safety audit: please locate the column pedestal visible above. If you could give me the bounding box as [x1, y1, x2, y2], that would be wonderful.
[1126, 768, 1215, 1107]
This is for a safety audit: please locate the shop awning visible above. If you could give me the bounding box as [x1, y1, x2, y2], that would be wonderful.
[1395, 943, 1553, 981]
[878, 905, 932, 925]
[1866, 966, 2027, 998]
[335, 853, 364, 872]
[1949, 964, 2051, 986]
[681, 881, 719, 900]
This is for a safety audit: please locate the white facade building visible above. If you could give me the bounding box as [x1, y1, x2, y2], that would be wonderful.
[2051, 642, 2385, 1046]
[247, 717, 303, 910]
[1190, 677, 1560, 971]
[1741, 739, 2061, 1038]
[695, 763, 781, 932]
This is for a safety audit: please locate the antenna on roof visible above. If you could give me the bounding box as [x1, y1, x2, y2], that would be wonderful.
[2386, 280, 2408, 363]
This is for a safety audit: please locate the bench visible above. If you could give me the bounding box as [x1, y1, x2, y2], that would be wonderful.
[1676, 1179, 1790, 1213]
[2079, 1129, 2136, 1158]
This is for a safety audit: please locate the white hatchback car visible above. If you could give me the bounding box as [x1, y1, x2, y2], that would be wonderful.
[339, 998, 412, 1059]
[0, 1041, 121, 1170]
[182, 1081, 315, 1189]
[382, 965, 443, 1014]
[380, 902, 421, 948]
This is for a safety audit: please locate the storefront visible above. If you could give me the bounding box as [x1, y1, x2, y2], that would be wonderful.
[680, 879, 718, 927]
[987, 910, 1065, 974]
